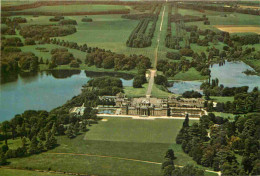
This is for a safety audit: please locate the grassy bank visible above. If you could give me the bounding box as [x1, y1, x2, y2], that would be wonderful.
[124, 84, 147, 98]
[171, 68, 208, 81]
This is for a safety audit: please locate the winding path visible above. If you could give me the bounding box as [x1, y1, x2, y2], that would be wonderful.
[146, 5, 166, 97]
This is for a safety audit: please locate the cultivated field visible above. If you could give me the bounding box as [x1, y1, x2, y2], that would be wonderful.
[7, 118, 217, 176]
[214, 25, 260, 34]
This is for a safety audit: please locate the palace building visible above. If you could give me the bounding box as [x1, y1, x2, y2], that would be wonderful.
[99, 93, 206, 118]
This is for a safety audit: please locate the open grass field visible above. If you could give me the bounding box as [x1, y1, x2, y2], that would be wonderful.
[213, 112, 236, 120]
[56, 7, 167, 68]
[177, 8, 260, 29]
[7, 118, 217, 176]
[1, 0, 36, 7]
[124, 83, 148, 98]
[210, 96, 234, 103]
[18, 4, 131, 13]
[0, 168, 69, 176]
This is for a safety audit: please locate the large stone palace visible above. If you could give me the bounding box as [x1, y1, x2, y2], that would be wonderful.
[100, 92, 206, 118]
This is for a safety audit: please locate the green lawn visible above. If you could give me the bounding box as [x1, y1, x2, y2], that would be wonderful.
[124, 83, 148, 98]
[56, 7, 168, 68]
[210, 96, 234, 103]
[7, 118, 216, 176]
[19, 4, 131, 13]
[0, 168, 69, 176]
[213, 112, 235, 120]
[152, 84, 174, 98]
[171, 68, 208, 81]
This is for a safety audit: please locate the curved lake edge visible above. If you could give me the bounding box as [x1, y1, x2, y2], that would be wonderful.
[0, 69, 134, 122]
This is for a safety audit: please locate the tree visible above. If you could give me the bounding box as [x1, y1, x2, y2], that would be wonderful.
[80, 121, 87, 132]
[155, 75, 168, 86]
[183, 114, 189, 128]
[37, 140, 45, 152]
[133, 77, 143, 88]
[1, 121, 10, 145]
[51, 123, 57, 136]
[181, 164, 204, 176]
[0, 151, 7, 166]
[165, 149, 176, 160]
[21, 137, 27, 148]
[73, 122, 80, 135]
[28, 136, 39, 154]
[38, 129, 46, 141]
[57, 124, 66, 135]
[45, 134, 57, 150]
[39, 57, 44, 64]
[66, 125, 75, 139]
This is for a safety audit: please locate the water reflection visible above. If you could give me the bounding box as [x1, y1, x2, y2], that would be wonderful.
[168, 81, 203, 95]
[210, 61, 260, 91]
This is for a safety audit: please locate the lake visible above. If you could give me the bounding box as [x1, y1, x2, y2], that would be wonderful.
[168, 61, 260, 94]
[0, 70, 133, 122]
[210, 61, 260, 91]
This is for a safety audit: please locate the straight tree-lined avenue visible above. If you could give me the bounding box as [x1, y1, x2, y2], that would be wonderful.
[146, 5, 166, 97]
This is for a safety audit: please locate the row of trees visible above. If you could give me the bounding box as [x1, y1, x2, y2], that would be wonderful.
[176, 113, 260, 175]
[126, 5, 161, 48]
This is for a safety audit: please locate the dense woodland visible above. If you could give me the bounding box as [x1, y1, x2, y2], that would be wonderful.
[85, 49, 151, 71]
[175, 113, 260, 176]
[87, 77, 124, 96]
[20, 25, 77, 40]
[1, 51, 39, 76]
[205, 87, 260, 114]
